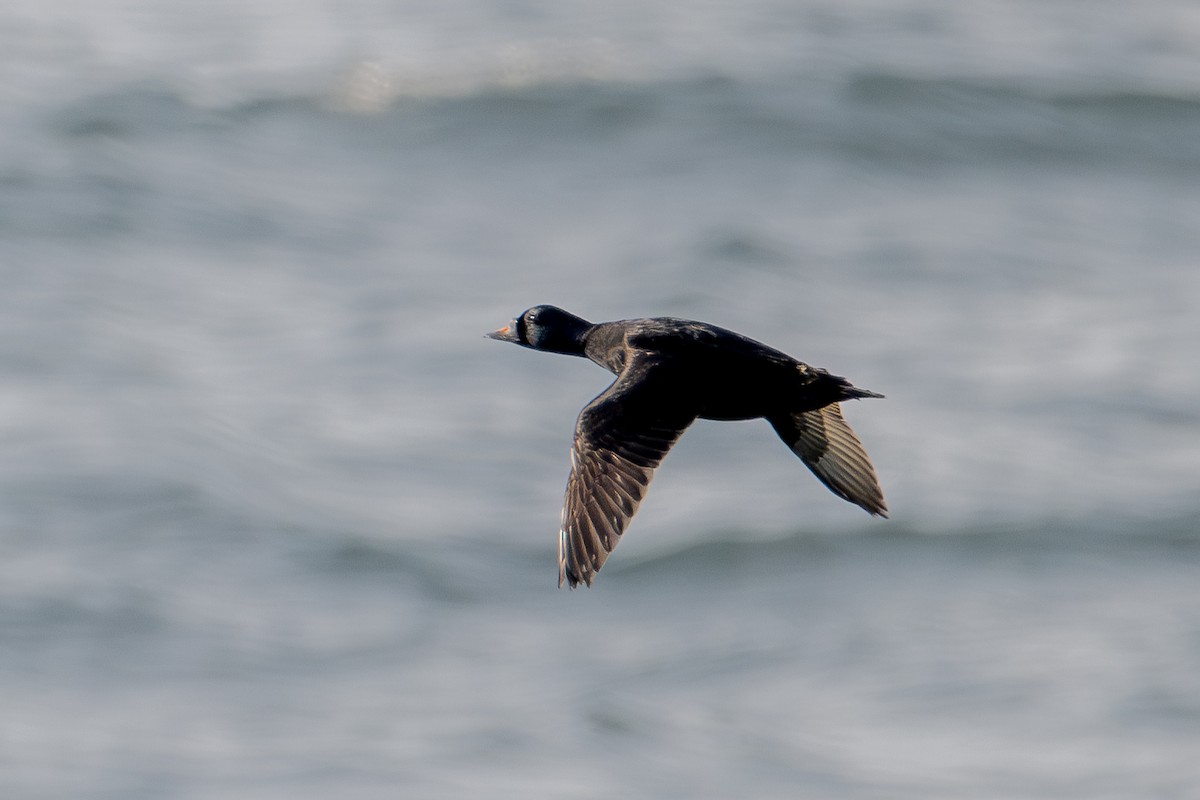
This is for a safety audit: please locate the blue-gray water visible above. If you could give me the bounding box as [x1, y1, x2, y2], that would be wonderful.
[3, 3, 1200, 798]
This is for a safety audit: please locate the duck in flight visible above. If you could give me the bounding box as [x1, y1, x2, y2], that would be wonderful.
[487, 305, 887, 588]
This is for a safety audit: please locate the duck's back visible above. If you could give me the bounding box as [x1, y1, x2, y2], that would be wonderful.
[584, 317, 824, 421]
[588, 317, 792, 365]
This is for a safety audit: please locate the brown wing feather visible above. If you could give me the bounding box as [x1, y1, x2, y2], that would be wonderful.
[559, 358, 696, 588]
[770, 403, 888, 517]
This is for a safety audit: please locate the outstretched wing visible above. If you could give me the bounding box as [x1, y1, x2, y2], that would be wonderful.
[559, 357, 697, 588]
[769, 403, 888, 517]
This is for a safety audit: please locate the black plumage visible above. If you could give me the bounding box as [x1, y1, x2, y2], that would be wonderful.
[488, 305, 887, 588]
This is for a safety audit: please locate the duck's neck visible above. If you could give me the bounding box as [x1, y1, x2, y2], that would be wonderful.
[581, 323, 628, 374]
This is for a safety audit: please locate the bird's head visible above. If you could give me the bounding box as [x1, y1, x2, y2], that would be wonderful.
[486, 305, 592, 355]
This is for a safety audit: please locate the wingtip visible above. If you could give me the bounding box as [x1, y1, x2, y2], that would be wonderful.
[859, 496, 889, 518]
[558, 570, 589, 590]
[557, 545, 595, 589]
[559, 563, 594, 589]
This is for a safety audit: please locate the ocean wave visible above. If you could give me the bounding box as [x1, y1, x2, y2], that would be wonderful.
[327, 39, 631, 112]
[847, 72, 1200, 116]
[837, 71, 1200, 169]
[607, 517, 1200, 585]
[40, 62, 1200, 174]
[363, 515, 1200, 597]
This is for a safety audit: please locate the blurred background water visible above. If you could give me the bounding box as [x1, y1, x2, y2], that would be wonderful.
[2, 2, 1199, 798]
